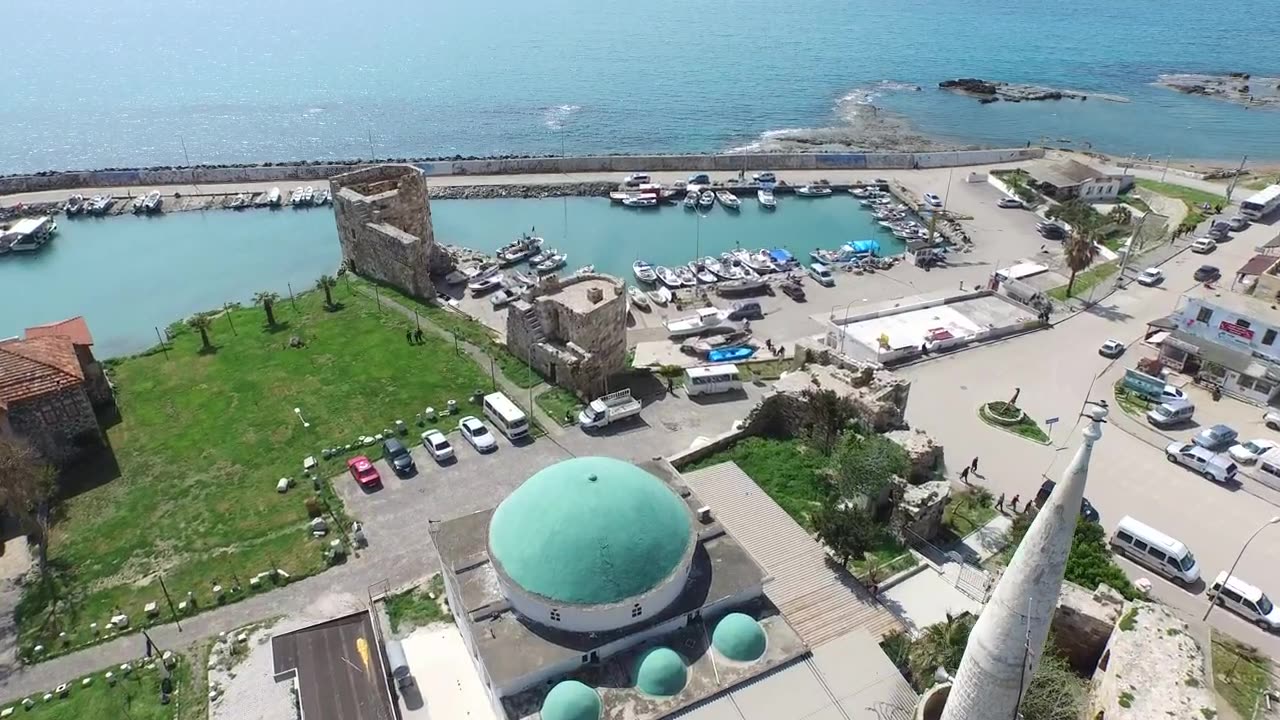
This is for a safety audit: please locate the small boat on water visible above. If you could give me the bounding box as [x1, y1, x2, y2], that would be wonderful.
[706, 256, 745, 280]
[314, 189, 332, 206]
[2, 215, 57, 253]
[810, 248, 848, 265]
[850, 186, 873, 198]
[647, 286, 672, 305]
[716, 191, 741, 210]
[684, 192, 698, 209]
[698, 191, 715, 209]
[628, 287, 651, 310]
[664, 308, 727, 338]
[536, 252, 568, 273]
[757, 189, 776, 209]
[796, 185, 833, 197]
[655, 266, 684, 288]
[574, 264, 595, 275]
[65, 194, 85, 216]
[289, 187, 304, 205]
[528, 249, 553, 265]
[623, 195, 658, 208]
[731, 248, 775, 274]
[267, 187, 283, 207]
[87, 195, 115, 215]
[674, 266, 698, 286]
[632, 260, 658, 284]
[140, 191, 163, 214]
[130, 194, 148, 213]
[497, 234, 544, 265]
[687, 261, 718, 284]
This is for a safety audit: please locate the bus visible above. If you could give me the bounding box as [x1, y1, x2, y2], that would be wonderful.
[1240, 184, 1280, 221]
[683, 365, 743, 397]
[482, 392, 529, 440]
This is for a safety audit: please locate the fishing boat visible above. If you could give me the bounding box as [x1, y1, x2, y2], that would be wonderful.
[141, 191, 163, 213]
[628, 287, 651, 310]
[497, 234, 544, 265]
[65, 194, 85, 216]
[632, 260, 658, 284]
[131, 194, 148, 213]
[622, 195, 658, 208]
[86, 195, 114, 215]
[687, 260, 718, 284]
[535, 253, 568, 273]
[810, 248, 848, 265]
[715, 277, 768, 295]
[314, 189, 331, 206]
[674, 265, 699, 286]
[706, 346, 757, 363]
[647, 286, 672, 306]
[302, 186, 315, 204]
[654, 266, 684, 288]
[849, 186, 873, 198]
[683, 191, 698, 209]
[468, 272, 506, 294]
[664, 307, 728, 338]
[716, 191, 741, 210]
[698, 191, 715, 209]
[267, 187, 282, 206]
[796, 185, 833, 197]
[757, 189, 776, 209]
[733, 248, 777, 274]
[528, 249, 553, 265]
[708, 256, 746, 280]
[574, 264, 595, 275]
[2, 215, 57, 252]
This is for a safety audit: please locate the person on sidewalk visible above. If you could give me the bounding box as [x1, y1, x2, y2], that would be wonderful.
[405, 329, 413, 344]
[959, 465, 970, 483]
[996, 493, 1005, 512]
[1009, 494, 1020, 513]
[970, 456, 979, 473]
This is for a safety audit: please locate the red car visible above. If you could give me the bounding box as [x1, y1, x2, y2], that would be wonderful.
[347, 456, 381, 488]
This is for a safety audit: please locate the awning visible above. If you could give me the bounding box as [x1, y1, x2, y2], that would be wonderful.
[1237, 254, 1278, 277]
[1173, 329, 1277, 378]
[1163, 332, 1202, 355]
[845, 239, 881, 255]
[1146, 330, 1170, 346]
[1146, 315, 1179, 331]
[770, 248, 794, 263]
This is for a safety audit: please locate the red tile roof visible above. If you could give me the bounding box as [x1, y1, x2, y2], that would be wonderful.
[0, 336, 84, 409]
[24, 316, 94, 346]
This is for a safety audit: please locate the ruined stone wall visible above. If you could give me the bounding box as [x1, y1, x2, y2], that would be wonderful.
[75, 346, 113, 407]
[7, 386, 102, 465]
[331, 164, 440, 300]
[1051, 583, 1124, 673]
[510, 275, 628, 397]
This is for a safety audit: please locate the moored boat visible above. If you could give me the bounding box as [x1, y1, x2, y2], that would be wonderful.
[664, 307, 728, 338]
[628, 286, 651, 310]
[796, 184, 833, 197]
[528, 249, 553, 265]
[497, 234, 544, 265]
[698, 191, 714, 209]
[687, 261, 718, 284]
[674, 265, 698, 286]
[65, 194, 85, 216]
[535, 252, 568, 273]
[141, 191, 163, 213]
[468, 272, 506, 294]
[757, 189, 776, 209]
[2, 215, 57, 252]
[632, 260, 658, 284]
[622, 195, 658, 208]
[655, 266, 684, 288]
[716, 190, 741, 210]
[684, 191, 698, 209]
[267, 187, 282, 206]
[647, 286, 672, 305]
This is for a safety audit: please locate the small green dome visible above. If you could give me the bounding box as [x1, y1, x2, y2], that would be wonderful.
[489, 457, 692, 605]
[541, 681, 601, 720]
[713, 613, 766, 662]
[633, 647, 687, 696]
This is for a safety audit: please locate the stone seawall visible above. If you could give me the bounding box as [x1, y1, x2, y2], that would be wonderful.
[0, 148, 1045, 195]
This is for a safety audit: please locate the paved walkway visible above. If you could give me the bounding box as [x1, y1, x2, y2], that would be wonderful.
[956, 514, 1013, 563]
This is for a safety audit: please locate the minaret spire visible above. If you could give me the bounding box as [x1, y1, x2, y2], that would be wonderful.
[939, 402, 1108, 720]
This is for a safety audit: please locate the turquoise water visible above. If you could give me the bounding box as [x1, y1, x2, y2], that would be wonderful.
[3, 0, 1277, 172]
[1, 198, 886, 357]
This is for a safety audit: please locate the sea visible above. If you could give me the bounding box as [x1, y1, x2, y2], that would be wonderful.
[4, 0, 1279, 173]
[1, 198, 891, 357]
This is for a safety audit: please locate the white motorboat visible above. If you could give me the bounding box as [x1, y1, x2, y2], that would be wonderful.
[810, 248, 848, 265]
[289, 187, 304, 205]
[705, 256, 745, 281]
[647, 286, 672, 305]
[302, 186, 315, 204]
[2, 215, 57, 252]
[628, 286, 651, 310]
[664, 308, 727, 338]
[850, 187, 873, 198]
[490, 287, 521, 308]
[65, 194, 85, 216]
[536, 253, 568, 273]
[715, 276, 768, 295]
[497, 234, 544, 265]
[267, 187, 282, 206]
[674, 266, 698, 286]
[131, 194, 148, 213]
[698, 191, 715, 209]
[687, 261, 718, 284]
[757, 189, 777, 209]
[141, 191, 163, 213]
[469, 272, 506, 294]
[796, 185, 833, 197]
[87, 195, 115, 215]
[574, 264, 595, 275]
[655, 266, 684, 288]
[734, 248, 778, 274]
[528, 249, 553, 265]
[716, 191, 741, 210]
[315, 189, 331, 205]
[632, 260, 658, 284]
[623, 195, 658, 208]
[684, 192, 698, 209]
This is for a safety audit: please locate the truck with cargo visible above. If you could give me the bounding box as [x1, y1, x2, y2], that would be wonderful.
[578, 389, 642, 429]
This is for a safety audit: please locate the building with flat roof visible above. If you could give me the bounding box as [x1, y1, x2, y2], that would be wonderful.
[506, 273, 627, 397]
[1159, 292, 1280, 405]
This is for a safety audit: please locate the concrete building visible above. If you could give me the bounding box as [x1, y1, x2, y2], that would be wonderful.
[1025, 159, 1133, 203]
[506, 273, 627, 397]
[330, 163, 451, 299]
[1159, 292, 1280, 405]
[429, 456, 806, 720]
[1088, 602, 1215, 719]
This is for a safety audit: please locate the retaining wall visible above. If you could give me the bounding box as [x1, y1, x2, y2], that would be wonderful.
[0, 148, 1044, 195]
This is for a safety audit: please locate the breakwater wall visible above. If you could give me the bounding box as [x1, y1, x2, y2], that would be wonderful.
[0, 148, 1044, 195]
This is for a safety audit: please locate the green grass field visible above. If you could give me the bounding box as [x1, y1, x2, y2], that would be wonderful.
[6, 653, 201, 720]
[535, 387, 583, 426]
[1048, 261, 1119, 302]
[942, 490, 998, 540]
[1212, 633, 1274, 718]
[687, 437, 832, 530]
[386, 575, 449, 634]
[1135, 179, 1225, 228]
[21, 283, 490, 660]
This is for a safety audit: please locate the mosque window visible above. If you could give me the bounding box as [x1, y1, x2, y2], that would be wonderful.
[550, 609, 562, 622]
[631, 603, 643, 618]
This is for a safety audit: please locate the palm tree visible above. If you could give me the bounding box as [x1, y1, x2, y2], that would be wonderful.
[316, 275, 337, 308]
[907, 612, 975, 685]
[187, 314, 213, 351]
[1063, 230, 1099, 297]
[253, 291, 280, 326]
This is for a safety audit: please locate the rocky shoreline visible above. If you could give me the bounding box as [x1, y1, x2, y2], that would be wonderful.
[939, 78, 1129, 104]
[1155, 73, 1280, 109]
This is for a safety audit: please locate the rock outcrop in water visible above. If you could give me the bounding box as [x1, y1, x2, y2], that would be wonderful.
[939, 78, 1128, 104]
[1155, 73, 1280, 109]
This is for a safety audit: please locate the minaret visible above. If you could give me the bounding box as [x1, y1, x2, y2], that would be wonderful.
[939, 403, 1108, 720]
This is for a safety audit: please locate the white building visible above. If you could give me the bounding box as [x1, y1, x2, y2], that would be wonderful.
[1025, 159, 1134, 203]
[1161, 293, 1280, 405]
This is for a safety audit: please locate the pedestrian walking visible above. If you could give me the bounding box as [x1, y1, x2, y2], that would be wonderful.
[1010, 494, 1020, 513]
[959, 465, 970, 483]
[414, 328, 424, 343]
[405, 329, 413, 344]
[970, 456, 979, 473]
[996, 493, 1005, 512]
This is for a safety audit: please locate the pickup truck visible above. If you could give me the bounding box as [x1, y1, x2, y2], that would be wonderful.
[578, 389, 642, 429]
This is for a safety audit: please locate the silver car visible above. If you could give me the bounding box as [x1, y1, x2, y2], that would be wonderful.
[459, 415, 497, 453]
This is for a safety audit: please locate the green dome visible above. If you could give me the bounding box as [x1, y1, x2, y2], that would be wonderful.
[489, 457, 692, 605]
[712, 613, 766, 662]
[633, 647, 687, 696]
[541, 680, 601, 720]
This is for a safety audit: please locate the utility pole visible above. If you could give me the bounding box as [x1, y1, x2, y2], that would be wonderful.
[224, 303, 237, 335]
[154, 327, 169, 360]
[1225, 155, 1248, 202]
[1160, 153, 1172, 183]
[179, 135, 190, 166]
[367, 127, 375, 161]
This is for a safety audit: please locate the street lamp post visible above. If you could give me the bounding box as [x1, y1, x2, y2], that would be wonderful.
[1204, 516, 1280, 621]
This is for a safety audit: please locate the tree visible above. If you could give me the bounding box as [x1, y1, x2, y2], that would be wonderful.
[0, 437, 57, 573]
[315, 275, 337, 308]
[1018, 649, 1087, 720]
[1063, 229, 1099, 297]
[187, 314, 213, 351]
[907, 612, 975, 688]
[800, 388, 858, 455]
[1107, 205, 1133, 226]
[832, 433, 909, 505]
[812, 503, 877, 568]
[253, 291, 281, 327]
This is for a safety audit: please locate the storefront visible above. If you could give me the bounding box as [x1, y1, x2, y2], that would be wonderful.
[1163, 330, 1280, 406]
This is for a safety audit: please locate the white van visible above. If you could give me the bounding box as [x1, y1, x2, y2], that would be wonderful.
[1257, 448, 1280, 491]
[1109, 516, 1200, 586]
[482, 392, 529, 440]
[683, 365, 742, 397]
[1207, 572, 1280, 630]
[808, 263, 836, 287]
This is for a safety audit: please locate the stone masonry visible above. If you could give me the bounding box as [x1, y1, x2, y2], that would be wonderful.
[330, 164, 452, 299]
[505, 273, 627, 397]
[6, 386, 101, 465]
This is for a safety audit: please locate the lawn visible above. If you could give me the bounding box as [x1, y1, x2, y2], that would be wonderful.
[386, 575, 449, 634]
[21, 283, 491, 660]
[941, 489, 998, 541]
[1245, 174, 1280, 191]
[687, 437, 832, 530]
[1047, 261, 1119, 302]
[5, 652, 201, 720]
[536, 387, 583, 426]
[850, 530, 916, 580]
[1212, 633, 1274, 718]
[1135, 179, 1225, 228]
[978, 402, 1050, 444]
[738, 358, 791, 382]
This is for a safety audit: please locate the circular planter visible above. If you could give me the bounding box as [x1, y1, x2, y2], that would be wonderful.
[980, 401, 1025, 427]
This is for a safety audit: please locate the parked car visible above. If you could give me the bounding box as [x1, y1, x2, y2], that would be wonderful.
[688, 173, 710, 185]
[923, 192, 943, 208]
[727, 300, 763, 321]
[752, 171, 777, 184]
[1193, 423, 1239, 451]
[1136, 268, 1164, 286]
[1099, 340, 1125, 358]
[1034, 479, 1100, 522]
[1207, 573, 1280, 631]
[421, 429, 455, 462]
[1147, 399, 1196, 428]
[1165, 442, 1239, 483]
[382, 437, 415, 476]
[1190, 238, 1216, 254]
[780, 281, 807, 301]
[1193, 265, 1221, 282]
[623, 173, 651, 187]
[1227, 215, 1250, 231]
[347, 456, 382, 488]
[1266, 411, 1280, 431]
[1229, 439, 1277, 464]
[459, 415, 497, 452]
[997, 196, 1024, 209]
[808, 262, 836, 287]
[1037, 222, 1067, 240]
[1207, 221, 1231, 240]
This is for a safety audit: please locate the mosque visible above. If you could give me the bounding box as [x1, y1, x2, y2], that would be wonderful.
[429, 455, 807, 720]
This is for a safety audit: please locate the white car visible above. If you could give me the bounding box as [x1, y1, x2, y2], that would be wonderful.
[923, 192, 943, 208]
[459, 416, 497, 453]
[1099, 340, 1125, 358]
[1165, 441, 1238, 483]
[421, 429, 455, 462]
[1266, 411, 1280, 431]
[1190, 237, 1216, 254]
[1135, 268, 1164, 286]
[752, 171, 777, 184]
[623, 173, 651, 187]
[1229, 439, 1277, 464]
[997, 196, 1024, 209]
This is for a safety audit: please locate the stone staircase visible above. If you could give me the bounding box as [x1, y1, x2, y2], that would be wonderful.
[520, 305, 545, 343]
